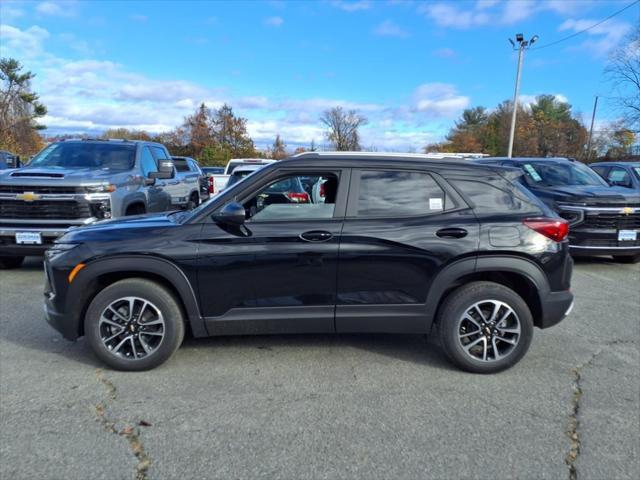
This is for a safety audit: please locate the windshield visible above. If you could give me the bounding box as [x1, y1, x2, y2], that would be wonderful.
[28, 142, 136, 171]
[521, 161, 608, 187]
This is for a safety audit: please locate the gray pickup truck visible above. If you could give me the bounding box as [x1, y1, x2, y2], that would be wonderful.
[0, 138, 178, 268]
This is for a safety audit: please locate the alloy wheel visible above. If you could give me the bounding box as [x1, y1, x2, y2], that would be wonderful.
[98, 296, 165, 360]
[456, 300, 521, 362]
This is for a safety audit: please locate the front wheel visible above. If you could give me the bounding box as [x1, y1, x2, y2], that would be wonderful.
[437, 281, 534, 374]
[84, 278, 185, 371]
[612, 255, 640, 264]
[0, 256, 25, 269]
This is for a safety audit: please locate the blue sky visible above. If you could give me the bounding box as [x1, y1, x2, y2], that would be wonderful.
[1, 0, 638, 150]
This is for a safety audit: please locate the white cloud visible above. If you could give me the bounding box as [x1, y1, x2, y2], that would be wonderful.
[420, 3, 490, 29]
[330, 1, 371, 13]
[411, 83, 470, 117]
[519, 93, 569, 107]
[36, 1, 76, 17]
[264, 16, 284, 27]
[2, 4, 24, 21]
[0, 24, 50, 57]
[4, 24, 469, 150]
[558, 18, 631, 56]
[373, 20, 409, 38]
[433, 47, 456, 58]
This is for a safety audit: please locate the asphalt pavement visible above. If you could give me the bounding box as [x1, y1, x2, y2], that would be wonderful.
[1, 256, 638, 480]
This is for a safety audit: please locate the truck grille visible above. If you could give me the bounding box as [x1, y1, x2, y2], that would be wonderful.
[581, 213, 640, 230]
[0, 185, 82, 194]
[0, 200, 91, 219]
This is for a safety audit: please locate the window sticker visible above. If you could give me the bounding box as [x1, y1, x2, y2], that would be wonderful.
[523, 164, 542, 182]
[429, 197, 443, 211]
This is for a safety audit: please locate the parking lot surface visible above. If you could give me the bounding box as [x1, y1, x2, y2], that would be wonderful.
[1, 257, 638, 480]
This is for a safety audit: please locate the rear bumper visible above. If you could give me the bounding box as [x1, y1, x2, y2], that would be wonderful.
[539, 290, 574, 329]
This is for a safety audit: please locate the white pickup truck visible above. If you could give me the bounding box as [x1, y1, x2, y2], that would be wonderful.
[202, 158, 277, 196]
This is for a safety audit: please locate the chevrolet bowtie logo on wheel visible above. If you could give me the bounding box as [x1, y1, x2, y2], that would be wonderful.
[622, 207, 633, 216]
[16, 192, 41, 202]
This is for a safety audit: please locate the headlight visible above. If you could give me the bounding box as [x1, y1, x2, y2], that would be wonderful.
[84, 184, 116, 193]
[45, 243, 79, 260]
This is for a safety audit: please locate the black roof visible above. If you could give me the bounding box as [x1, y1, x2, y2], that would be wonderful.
[278, 152, 501, 175]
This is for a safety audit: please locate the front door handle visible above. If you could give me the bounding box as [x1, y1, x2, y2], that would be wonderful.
[436, 227, 468, 239]
[300, 230, 333, 242]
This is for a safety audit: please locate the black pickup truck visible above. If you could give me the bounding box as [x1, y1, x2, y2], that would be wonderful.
[475, 157, 640, 263]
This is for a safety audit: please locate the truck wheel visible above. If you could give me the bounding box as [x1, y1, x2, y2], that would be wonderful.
[84, 278, 185, 371]
[0, 256, 25, 269]
[612, 255, 640, 264]
[437, 281, 534, 374]
[125, 204, 145, 216]
[186, 193, 199, 210]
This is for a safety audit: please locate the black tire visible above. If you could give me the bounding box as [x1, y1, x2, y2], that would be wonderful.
[84, 278, 185, 371]
[186, 193, 199, 210]
[0, 256, 25, 269]
[125, 204, 145, 216]
[437, 281, 534, 374]
[612, 255, 640, 264]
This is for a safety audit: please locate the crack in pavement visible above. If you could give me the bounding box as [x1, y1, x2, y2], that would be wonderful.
[565, 339, 637, 480]
[95, 369, 152, 480]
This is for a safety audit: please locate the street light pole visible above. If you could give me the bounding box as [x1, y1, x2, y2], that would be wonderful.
[507, 34, 538, 158]
[586, 96, 599, 161]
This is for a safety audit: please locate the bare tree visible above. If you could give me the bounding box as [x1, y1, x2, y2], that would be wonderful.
[320, 106, 367, 151]
[271, 134, 287, 159]
[605, 27, 640, 132]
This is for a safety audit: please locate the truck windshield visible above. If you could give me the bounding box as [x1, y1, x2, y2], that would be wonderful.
[521, 161, 608, 187]
[28, 143, 136, 171]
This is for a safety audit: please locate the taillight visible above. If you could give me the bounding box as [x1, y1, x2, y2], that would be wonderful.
[523, 218, 569, 242]
[319, 182, 325, 198]
[208, 176, 215, 194]
[286, 192, 309, 203]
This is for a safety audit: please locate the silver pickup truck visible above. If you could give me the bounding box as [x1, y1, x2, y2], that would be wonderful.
[0, 138, 179, 268]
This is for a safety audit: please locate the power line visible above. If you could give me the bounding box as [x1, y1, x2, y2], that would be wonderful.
[531, 0, 640, 51]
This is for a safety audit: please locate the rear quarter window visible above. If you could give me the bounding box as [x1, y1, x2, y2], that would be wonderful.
[449, 177, 542, 215]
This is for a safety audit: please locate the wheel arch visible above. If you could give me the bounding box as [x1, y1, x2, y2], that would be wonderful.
[426, 255, 549, 330]
[67, 255, 205, 338]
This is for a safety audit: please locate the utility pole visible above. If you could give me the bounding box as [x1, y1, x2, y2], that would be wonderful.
[586, 96, 599, 161]
[507, 34, 538, 158]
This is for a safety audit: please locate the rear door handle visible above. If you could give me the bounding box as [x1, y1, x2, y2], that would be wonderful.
[436, 227, 468, 239]
[300, 230, 333, 242]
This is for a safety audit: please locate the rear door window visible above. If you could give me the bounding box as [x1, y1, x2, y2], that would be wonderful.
[355, 170, 449, 217]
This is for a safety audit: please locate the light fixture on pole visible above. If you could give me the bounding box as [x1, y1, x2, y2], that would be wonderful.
[507, 33, 538, 158]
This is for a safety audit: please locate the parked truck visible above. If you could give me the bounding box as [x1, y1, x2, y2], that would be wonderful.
[202, 158, 277, 197]
[0, 138, 178, 268]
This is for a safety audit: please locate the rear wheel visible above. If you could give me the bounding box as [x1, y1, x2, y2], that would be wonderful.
[437, 281, 534, 374]
[612, 255, 640, 264]
[84, 278, 185, 371]
[186, 192, 199, 210]
[125, 204, 146, 216]
[0, 256, 25, 269]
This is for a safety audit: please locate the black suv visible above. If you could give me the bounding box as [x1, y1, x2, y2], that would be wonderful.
[44, 153, 574, 373]
[475, 157, 640, 263]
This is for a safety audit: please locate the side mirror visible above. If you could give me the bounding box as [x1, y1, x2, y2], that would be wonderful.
[213, 202, 246, 226]
[149, 159, 174, 180]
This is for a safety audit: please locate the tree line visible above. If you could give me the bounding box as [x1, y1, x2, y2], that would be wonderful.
[2, 23, 638, 164]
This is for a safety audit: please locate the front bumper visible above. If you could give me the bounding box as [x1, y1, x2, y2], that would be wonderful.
[539, 290, 574, 329]
[570, 245, 640, 257]
[0, 227, 68, 256]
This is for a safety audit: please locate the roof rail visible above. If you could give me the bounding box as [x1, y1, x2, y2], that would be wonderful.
[293, 151, 487, 159]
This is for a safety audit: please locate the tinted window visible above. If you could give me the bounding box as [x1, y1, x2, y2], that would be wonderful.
[151, 146, 169, 160]
[173, 159, 190, 172]
[608, 167, 631, 186]
[356, 170, 448, 217]
[520, 161, 607, 187]
[449, 178, 538, 214]
[140, 147, 157, 177]
[633, 167, 640, 181]
[28, 142, 135, 170]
